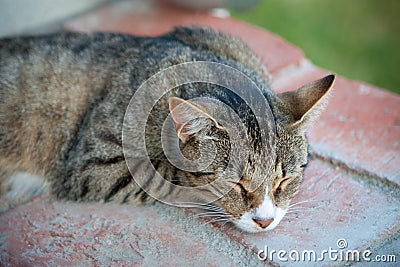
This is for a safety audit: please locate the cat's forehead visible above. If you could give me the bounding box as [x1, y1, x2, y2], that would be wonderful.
[275, 130, 308, 172]
[240, 153, 276, 188]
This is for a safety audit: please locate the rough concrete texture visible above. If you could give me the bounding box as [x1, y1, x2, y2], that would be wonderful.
[0, 198, 263, 266]
[1, 0, 399, 266]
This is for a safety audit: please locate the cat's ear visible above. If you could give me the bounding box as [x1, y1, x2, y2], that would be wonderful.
[168, 97, 220, 143]
[278, 74, 335, 130]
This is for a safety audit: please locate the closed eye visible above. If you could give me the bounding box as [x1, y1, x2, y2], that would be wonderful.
[273, 177, 291, 198]
[237, 183, 250, 206]
[300, 163, 308, 168]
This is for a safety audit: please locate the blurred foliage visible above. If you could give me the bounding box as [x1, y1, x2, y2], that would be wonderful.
[231, 0, 400, 94]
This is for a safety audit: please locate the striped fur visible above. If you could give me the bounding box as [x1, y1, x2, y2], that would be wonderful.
[0, 27, 334, 232]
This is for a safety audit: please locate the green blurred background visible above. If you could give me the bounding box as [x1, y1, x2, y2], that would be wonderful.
[230, 0, 400, 94]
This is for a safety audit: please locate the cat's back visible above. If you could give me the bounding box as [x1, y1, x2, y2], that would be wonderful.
[0, 27, 275, 204]
[0, 32, 146, 179]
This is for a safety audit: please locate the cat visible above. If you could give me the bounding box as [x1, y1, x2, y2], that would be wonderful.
[0, 26, 334, 233]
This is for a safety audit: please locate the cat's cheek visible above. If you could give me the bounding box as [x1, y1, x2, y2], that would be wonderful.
[232, 213, 261, 233]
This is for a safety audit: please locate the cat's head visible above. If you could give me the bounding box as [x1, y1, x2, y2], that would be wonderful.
[168, 75, 335, 233]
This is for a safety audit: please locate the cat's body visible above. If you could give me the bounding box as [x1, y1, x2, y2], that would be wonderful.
[0, 27, 334, 232]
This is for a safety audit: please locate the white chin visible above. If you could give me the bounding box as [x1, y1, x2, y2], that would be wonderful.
[232, 222, 273, 233]
[232, 207, 287, 233]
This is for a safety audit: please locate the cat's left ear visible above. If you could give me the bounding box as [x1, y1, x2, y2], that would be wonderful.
[168, 97, 221, 143]
[278, 74, 335, 130]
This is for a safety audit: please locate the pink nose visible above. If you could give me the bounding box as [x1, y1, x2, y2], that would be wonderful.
[253, 219, 274, 229]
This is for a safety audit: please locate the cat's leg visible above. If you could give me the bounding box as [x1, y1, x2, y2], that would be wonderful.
[53, 158, 156, 204]
[49, 122, 155, 204]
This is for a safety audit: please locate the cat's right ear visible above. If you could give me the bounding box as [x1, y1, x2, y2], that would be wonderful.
[168, 97, 221, 143]
[278, 74, 335, 131]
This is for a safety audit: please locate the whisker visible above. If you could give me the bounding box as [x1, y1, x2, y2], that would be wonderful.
[220, 220, 232, 229]
[172, 202, 224, 211]
[288, 204, 324, 212]
[172, 201, 220, 208]
[286, 210, 307, 213]
[192, 211, 229, 218]
[195, 214, 229, 220]
[191, 207, 223, 212]
[288, 198, 319, 208]
[194, 207, 225, 213]
[283, 213, 300, 219]
[204, 218, 230, 225]
[288, 207, 315, 212]
[193, 214, 228, 220]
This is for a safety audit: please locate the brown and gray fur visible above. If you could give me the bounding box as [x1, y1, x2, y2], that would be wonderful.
[0, 27, 334, 232]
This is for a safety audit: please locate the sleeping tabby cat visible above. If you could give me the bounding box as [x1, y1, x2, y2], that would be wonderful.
[0, 27, 334, 232]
